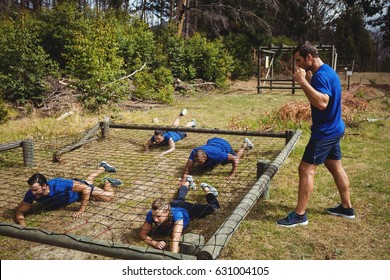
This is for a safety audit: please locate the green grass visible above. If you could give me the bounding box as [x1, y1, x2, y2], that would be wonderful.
[0, 81, 389, 260]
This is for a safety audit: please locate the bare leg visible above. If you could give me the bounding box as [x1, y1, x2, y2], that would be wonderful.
[295, 161, 317, 215]
[171, 114, 182, 127]
[85, 166, 105, 185]
[324, 159, 352, 208]
[235, 142, 248, 160]
[185, 120, 196, 127]
[86, 166, 115, 201]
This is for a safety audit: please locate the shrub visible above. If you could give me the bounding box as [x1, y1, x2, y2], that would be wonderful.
[223, 33, 257, 80]
[0, 13, 58, 105]
[115, 17, 155, 72]
[39, 3, 85, 69]
[154, 23, 190, 80]
[185, 34, 234, 86]
[133, 66, 174, 104]
[0, 98, 8, 124]
[156, 27, 234, 87]
[63, 13, 125, 110]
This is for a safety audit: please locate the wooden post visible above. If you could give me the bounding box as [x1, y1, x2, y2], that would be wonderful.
[292, 52, 296, 95]
[179, 233, 204, 256]
[285, 130, 294, 145]
[21, 140, 34, 167]
[53, 123, 100, 162]
[257, 160, 271, 200]
[258, 47, 262, 94]
[101, 116, 110, 139]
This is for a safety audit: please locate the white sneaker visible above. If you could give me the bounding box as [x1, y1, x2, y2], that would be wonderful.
[180, 109, 187, 116]
[186, 175, 196, 190]
[200, 183, 218, 197]
[244, 138, 254, 150]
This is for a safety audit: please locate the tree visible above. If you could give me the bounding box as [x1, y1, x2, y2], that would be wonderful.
[0, 12, 58, 105]
[335, 8, 377, 71]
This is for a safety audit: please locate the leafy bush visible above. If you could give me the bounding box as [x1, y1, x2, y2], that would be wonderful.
[185, 34, 234, 86]
[64, 15, 125, 109]
[223, 33, 257, 80]
[39, 3, 85, 69]
[0, 13, 58, 105]
[0, 98, 8, 124]
[156, 26, 234, 87]
[154, 23, 190, 79]
[133, 67, 174, 104]
[0, 6, 236, 109]
[114, 16, 155, 72]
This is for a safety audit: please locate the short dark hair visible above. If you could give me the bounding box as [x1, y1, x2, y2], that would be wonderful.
[195, 149, 206, 158]
[27, 173, 47, 186]
[154, 129, 164, 136]
[293, 41, 319, 59]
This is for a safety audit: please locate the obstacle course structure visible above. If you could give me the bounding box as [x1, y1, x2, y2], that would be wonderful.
[257, 44, 337, 94]
[0, 121, 301, 259]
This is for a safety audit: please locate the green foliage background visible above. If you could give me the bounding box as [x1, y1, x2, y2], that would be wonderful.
[0, 1, 387, 122]
[0, 4, 236, 118]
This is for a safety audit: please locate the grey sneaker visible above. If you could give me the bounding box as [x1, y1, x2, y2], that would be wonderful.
[327, 204, 355, 219]
[180, 109, 187, 116]
[103, 177, 123, 187]
[191, 119, 197, 128]
[244, 138, 254, 150]
[99, 161, 117, 173]
[186, 175, 196, 190]
[200, 183, 218, 197]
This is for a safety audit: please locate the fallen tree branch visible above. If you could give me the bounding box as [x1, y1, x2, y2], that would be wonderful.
[188, 81, 220, 89]
[101, 63, 147, 90]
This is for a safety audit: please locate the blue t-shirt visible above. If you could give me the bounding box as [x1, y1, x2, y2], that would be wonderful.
[150, 131, 187, 146]
[310, 64, 345, 140]
[145, 207, 190, 234]
[189, 137, 236, 169]
[23, 178, 81, 209]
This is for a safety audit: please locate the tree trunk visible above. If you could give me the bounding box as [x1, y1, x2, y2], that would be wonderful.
[177, 0, 187, 36]
[169, 0, 174, 22]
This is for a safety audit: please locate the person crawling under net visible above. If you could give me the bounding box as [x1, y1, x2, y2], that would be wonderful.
[15, 161, 122, 227]
[139, 177, 219, 253]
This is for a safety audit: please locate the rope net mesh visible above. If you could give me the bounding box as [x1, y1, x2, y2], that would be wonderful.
[0, 126, 286, 258]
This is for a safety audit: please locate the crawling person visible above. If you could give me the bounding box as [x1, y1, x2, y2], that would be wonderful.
[139, 178, 219, 253]
[15, 161, 122, 226]
[144, 109, 196, 156]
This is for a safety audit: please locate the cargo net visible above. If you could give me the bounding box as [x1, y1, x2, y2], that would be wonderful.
[0, 126, 286, 259]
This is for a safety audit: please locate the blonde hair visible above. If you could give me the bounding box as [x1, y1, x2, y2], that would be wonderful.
[151, 198, 172, 223]
[152, 198, 170, 211]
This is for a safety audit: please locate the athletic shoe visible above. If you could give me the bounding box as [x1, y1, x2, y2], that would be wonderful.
[103, 177, 123, 187]
[180, 109, 187, 116]
[277, 212, 308, 227]
[99, 161, 117, 173]
[327, 204, 355, 219]
[191, 119, 197, 128]
[244, 138, 254, 150]
[186, 175, 196, 190]
[200, 183, 218, 197]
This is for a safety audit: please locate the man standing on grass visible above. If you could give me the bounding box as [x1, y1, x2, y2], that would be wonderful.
[277, 42, 355, 227]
